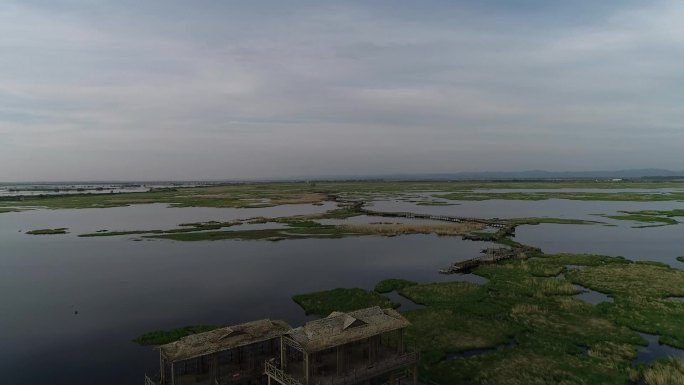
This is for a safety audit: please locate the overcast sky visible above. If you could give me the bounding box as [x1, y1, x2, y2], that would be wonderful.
[1, 0, 683, 181]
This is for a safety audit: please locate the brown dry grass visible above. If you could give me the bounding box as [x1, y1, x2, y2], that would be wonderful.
[340, 222, 484, 236]
[269, 193, 327, 205]
[644, 358, 684, 385]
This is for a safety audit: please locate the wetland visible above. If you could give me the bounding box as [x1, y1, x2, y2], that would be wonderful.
[2, 180, 684, 385]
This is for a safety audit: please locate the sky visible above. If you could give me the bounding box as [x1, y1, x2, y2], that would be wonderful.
[1, 0, 683, 181]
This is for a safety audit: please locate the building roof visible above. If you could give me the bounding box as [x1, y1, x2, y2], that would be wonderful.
[159, 319, 292, 363]
[286, 307, 410, 353]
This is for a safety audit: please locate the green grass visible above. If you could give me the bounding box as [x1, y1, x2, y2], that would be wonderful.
[146, 226, 365, 241]
[292, 288, 396, 317]
[79, 221, 241, 237]
[4, 180, 684, 212]
[132, 325, 220, 346]
[374, 279, 418, 293]
[0, 207, 23, 213]
[618, 209, 684, 218]
[405, 260, 641, 384]
[291, 252, 684, 384]
[26, 228, 69, 235]
[0, 183, 328, 210]
[567, 263, 684, 348]
[416, 201, 457, 206]
[438, 191, 684, 202]
[144, 220, 481, 242]
[604, 214, 679, 225]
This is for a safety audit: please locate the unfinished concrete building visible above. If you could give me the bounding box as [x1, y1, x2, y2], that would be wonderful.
[265, 307, 418, 385]
[148, 319, 291, 385]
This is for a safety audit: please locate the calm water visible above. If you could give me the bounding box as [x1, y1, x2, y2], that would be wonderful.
[515, 223, 684, 264]
[371, 198, 684, 264]
[1, 204, 491, 385]
[0, 182, 207, 197]
[370, 198, 684, 222]
[3, 196, 684, 384]
[470, 188, 684, 194]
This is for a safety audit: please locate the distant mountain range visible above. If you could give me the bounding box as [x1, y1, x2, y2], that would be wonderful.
[295, 169, 684, 181]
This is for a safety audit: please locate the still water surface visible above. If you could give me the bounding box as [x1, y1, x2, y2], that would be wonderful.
[3, 197, 683, 384]
[1, 204, 491, 385]
[370, 198, 684, 264]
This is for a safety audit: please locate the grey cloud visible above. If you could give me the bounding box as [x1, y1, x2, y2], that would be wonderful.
[1, 0, 683, 181]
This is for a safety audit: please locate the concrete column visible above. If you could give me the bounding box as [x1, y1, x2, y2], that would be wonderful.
[171, 362, 175, 385]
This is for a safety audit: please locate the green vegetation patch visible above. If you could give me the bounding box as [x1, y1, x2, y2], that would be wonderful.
[5, 180, 684, 213]
[133, 325, 220, 346]
[26, 228, 69, 235]
[291, 252, 684, 384]
[416, 201, 457, 206]
[0, 183, 329, 210]
[568, 263, 684, 348]
[438, 191, 684, 202]
[0, 207, 23, 213]
[374, 279, 418, 293]
[147, 225, 365, 242]
[620, 209, 684, 218]
[678, 256, 684, 264]
[145, 220, 481, 242]
[567, 263, 684, 299]
[79, 220, 241, 238]
[604, 214, 678, 226]
[292, 288, 396, 317]
[402, 256, 647, 384]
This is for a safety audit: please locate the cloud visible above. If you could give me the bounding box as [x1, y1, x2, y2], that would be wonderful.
[1, 0, 683, 180]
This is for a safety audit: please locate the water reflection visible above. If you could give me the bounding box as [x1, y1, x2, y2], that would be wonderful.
[515, 223, 684, 264]
[572, 284, 613, 305]
[0, 218, 493, 385]
[634, 333, 684, 364]
[0, 202, 337, 237]
[369, 198, 683, 222]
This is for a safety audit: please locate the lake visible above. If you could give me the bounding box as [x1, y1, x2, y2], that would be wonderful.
[2, 195, 683, 384]
[0, 203, 492, 385]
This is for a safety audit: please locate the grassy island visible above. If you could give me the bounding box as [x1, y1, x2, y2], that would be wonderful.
[292, 251, 684, 385]
[26, 228, 69, 235]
